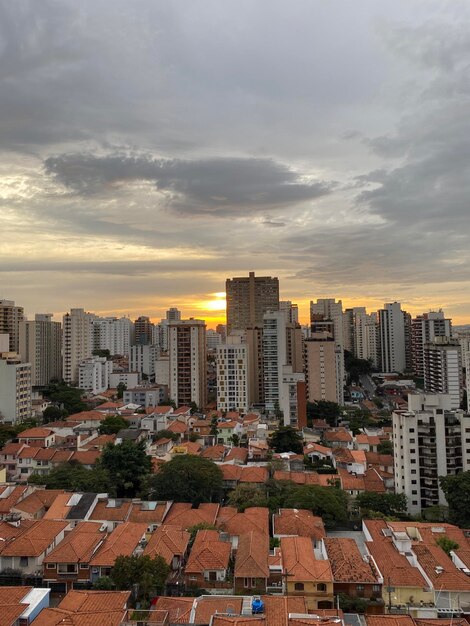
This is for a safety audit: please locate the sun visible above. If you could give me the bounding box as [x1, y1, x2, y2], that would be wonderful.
[198, 292, 227, 312]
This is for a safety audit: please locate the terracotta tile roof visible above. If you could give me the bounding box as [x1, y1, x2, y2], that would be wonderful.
[43, 493, 73, 520]
[69, 450, 101, 466]
[363, 468, 386, 493]
[217, 507, 269, 537]
[273, 509, 325, 541]
[212, 618, 264, 626]
[365, 539, 428, 588]
[0, 585, 33, 604]
[66, 410, 106, 422]
[148, 406, 174, 414]
[239, 466, 269, 483]
[323, 429, 352, 443]
[17, 427, 53, 439]
[201, 445, 226, 460]
[234, 531, 269, 578]
[280, 536, 332, 582]
[81, 434, 116, 449]
[89, 499, 132, 522]
[173, 406, 191, 415]
[128, 501, 168, 524]
[324, 537, 379, 583]
[333, 448, 354, 464]
[366, 617, 415, 626]
[0, 603, 26, 626]
[50, 449, 74, 464]
[164, 503, 219, 530]
[12, 489, 65, 516]
[89, 522, 147, 567]
[338, 468, 365, 491]
[17, 447, 40, 460]
[0, 520, 35, 541]
[0, 443, 25, 455]
[218, 421, 238, 429]
[95, 402, 125, 410]
[167, 420, 188, 433]
[2, 519, 68, 557]
[412, 543, 470, 591]
[193, 597, 243, 624]
[0, 486, 28, 514]
[261, 596, 308, 626]
[304, 443, 331, 456]
[454, 548, 470, 568]
[31, 607, 126, 625]
[365, 452, 394, 467]
[273, 471, 321, 485]
[57, 590, 130, 612]
[153, 597, 194, 623]
[185, 529, 231, 574]
[143, 525, 190, 565]
[225, 447, 248, 463]
[33, 447, 56, 461]
[176, 441, 202, 455]
[44, 521, 105, 564]
[350, 450, 367, 464]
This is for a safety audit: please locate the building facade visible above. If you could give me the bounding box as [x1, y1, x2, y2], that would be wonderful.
[423, 337, 462, 409]
[378, 302, 406, 373]
[19, 314, 62, 386]
[0, 353, 32, 424]
[226, 272, 279, 334]
[411, 311, 452, 378]
[62, 309, 95, 385]
[0, 299, 25, 353]
[216, 337, 249, 413]
[169, 319, 207, 408]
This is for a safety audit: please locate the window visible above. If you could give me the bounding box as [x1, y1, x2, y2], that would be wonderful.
[356, 584, 365, 593]
[20, 556, 28, 567]
[294, 583, 304, 591]
[80, 563, 89, 570]
[317, 583, 327, 592]
[46, 563, 56, 570]
[372, 585, 381, 592]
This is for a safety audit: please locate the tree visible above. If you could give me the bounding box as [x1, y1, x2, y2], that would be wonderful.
[228, 433, 240, 447]
[306, 400, 341, 427]
[42, 406, 67, 423]
[44, 382, 87, 415]
[344, 350, 373, 384]
[100, 440, 152, 498]
[30, 461, 111, 492]
[111, 555, 169, 605]
[355, 492, 407, 517]
[440, 471, 470, 528]
[282, 484, 349, 528]
[187, 523, 218, 545]
[154, 429, 179, 442]
[436, 536, 459, 556]
[0, 425, 18, 449]
[116, 382, 126, 399]
[228, 484, 269, 511]
[148, 455, 223, 504]
[269, 426, 303, 454]
[338, 594, 369, 613]
[377, 440, 393, 455]
[98, 415, 129, 435]
[190, 401, 199, 414]
[93, 576, 115, 590]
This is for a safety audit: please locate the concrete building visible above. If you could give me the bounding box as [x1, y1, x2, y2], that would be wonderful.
[169, 319, 207, 409]
[0, 299, 25, 352]
[310, 299, 344, 387]
[280, 301, 299, 325]
[304, 329, 343, 405]
[454, 329, 470, 371]
[108, 371, 139, 389]
[62, 308, 96, 385]
[393, 393, 470, 515]
[206, 329, 222, 350]
[226, 271, 279, 334]
[155, 355, 170, 386]
[166, 307, 181, 322]
[423, 337, 462, 409]
[0, 352, 32, 424]
[134, 316, 154, 345]
[263, 310, 287, 414]
[129, 344, 159, 379]
[92, 316, 133, 356]
[78, 356, 113, 395]
[19, 314, 62, 386]
[378, 302, 406, 373]
[246, 326, 264, 406]
[353, 309, 379, 368]
[123, 385, 168, 408]
[0, 334, 9, 352]
[216, 336, 249, 413]
[280, 365, 306, 428]
[411, 311, 452, 378]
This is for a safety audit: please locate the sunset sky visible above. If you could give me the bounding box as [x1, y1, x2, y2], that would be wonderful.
[2, 1, 470, 327]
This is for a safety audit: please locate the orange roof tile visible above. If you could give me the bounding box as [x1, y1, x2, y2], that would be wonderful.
[193, 597, 243, 624]
[338, 468, 365, 491]
[144, 525, 190, 565]
[280, 536, 332, 582]
[2, 519, 68, 557]
[324, 429, 352, 443]
[12, 489, 65, 516]
[57, 590, 130, 612]
[44, 522, 106, 564]
[185, 529, 231, 574]
[273, 509, 325, 541]
[17, 427, 53, 439]
[31, 607, 126, 626]
[167, 420, 188, 433]
[225, 447, 248, 463]
[0, 486, 28, 514]
[324, 537, 379, 583]
[366, 617, 415, 626]
[154, 597, 194, 623]
[127, 501, 168, 524]
[366, 539, 428, 588]
[412, 543, 470, 591]
[261, 596, 308, 626]
[89, 500, 131, 522]
[239, 466, 269, 483]
[89, 522, 147, 567]
[201, 445, 226, 460]
[217, 507, 269, 537]
[69, 450, 101, 465]
[164, 503, 219, 530]
[234, 531, 269, 578]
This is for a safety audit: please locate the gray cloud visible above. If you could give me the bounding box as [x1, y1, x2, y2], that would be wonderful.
[44, 154, 333, 216]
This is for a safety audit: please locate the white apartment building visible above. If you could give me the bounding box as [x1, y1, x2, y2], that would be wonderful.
[168, 319, 207, 408]
[411, 311, 452, 378]
[129, 344, 159, 379]
[280, 365, 305, 428]
[379, 302, 406, 373]
[280, 301, 299, 325]
[155, 355, 170, 386]
[19, 314, 62, 386]
[263, 310, 287, 414]
[310, 298, 345, 385]
[108, 371, 139, 389]
[216, 336, 249, 413]
[0, 353, 32, 424]
[78, 356, 113, 395]
[423, 337, 462, 409]
[206, 329, 222, 350]
[92, 317, 133, 356]
[353, 309, 379, 368]
[63, 308, 96, 385]
[123, 385, 168, 408]
[393, 393, 470, 515]
[0, 299, 25, 353]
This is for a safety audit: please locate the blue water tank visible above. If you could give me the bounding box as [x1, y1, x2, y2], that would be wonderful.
[252, 598, 265, 614]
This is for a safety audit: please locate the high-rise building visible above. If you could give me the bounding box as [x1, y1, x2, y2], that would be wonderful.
[216, 324, 227, 343]
[166, 308, 181, 322]
[378, 302, 406, 373]
[129, 344, 159, 379]
[78, 356, 113, 395]
[206, 329, 222, 350]
[246, 326, 264, 406]
[134, 316, 154, 346]
[423, 337, 462, 409]
[0, 352, 32, 424]
[168, 319, 207, 409]
[353, 309, 379, 368]
[263, 311, 287, 414]
[280, 365, 306, 429]
[226, 271, 279, 334]
[304, 329, 344, 405]
[19, 314, 62, 386]
[63, 309, 95, 385]
[92, 317, 133, 356]
[393, 393, 470, 515]
[310, 299, 344, 386]
[216, 336, 249, 413]
[411, 311, 452, 378]
[0, 300, 25, 353]
[280, 301, 299, 325]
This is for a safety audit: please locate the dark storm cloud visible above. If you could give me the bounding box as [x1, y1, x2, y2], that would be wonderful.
[44, 154, 334, 216]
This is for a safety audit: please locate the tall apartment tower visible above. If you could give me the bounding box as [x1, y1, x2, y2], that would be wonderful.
[216, 335, 249, 413]
[280, 301, 299, 325]
[92, 317, 133, 356]
[304, 326, 344, 405]
[63, 309, 95, 385]
[0, 300, 25, 353]
[423, 337, 462, 409]
[411, 311, 452, 378]
[393, 393, 470, 515]
[19, 314, 62, 386]
[353, 310, 379, 368]
[246, 326, 264, 406]
[263, 311, 287, 414]
[310, 299, 345, 386]
[0, 352, 32, 424]
[168, 319, 207, 409]
[378, 302, 406, 373]
[226, 271, 279, 334]
[134, 316, 154, 346]
[166, 308, 181, 322]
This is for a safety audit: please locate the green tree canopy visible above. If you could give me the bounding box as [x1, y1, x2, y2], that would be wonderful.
[111, 554, 169, 605]
[100, 440, 152, 498]
[282, 483, 349, 528]
[435, 536, 459, 556]
[439, 471, 470, 528]
[30, 460, 111, 492]
[355, 492, 407, 517]
[227, 483, 269, 511]
[377, 439, 393, 455]
[0, 425, 19, 449]
[269, 425, 303, 454]
[306, 400, 341, 427]
[344, 350, 373, 384]
[42, 405, 67, 423]
[154, 429, 179, 442]
[116, 382, 126, 399]
[44, 382, 87, 415]
[98, 415, 129, 435]
[147, 455, 223, 504]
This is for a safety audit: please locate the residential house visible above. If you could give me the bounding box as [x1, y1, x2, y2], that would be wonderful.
[143, 525, 190, 574]
[234, 531, 269, 594]
[323, 429, 353, 449]
[17, 428, 55, 448]
[0, 586, 50, 626]
[184, 529, 232, 590]
[272, 509, 325, 547]
[89, 521, 147, 581]
[11, 489, 65, 520]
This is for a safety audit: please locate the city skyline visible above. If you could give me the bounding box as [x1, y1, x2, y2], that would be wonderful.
[2, 2, 470, 324]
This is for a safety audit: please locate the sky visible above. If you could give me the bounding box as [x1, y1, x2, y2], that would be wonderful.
[2, 0, 470, 327]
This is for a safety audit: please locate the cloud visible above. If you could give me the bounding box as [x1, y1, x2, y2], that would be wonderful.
[44, 153, 334, 216]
